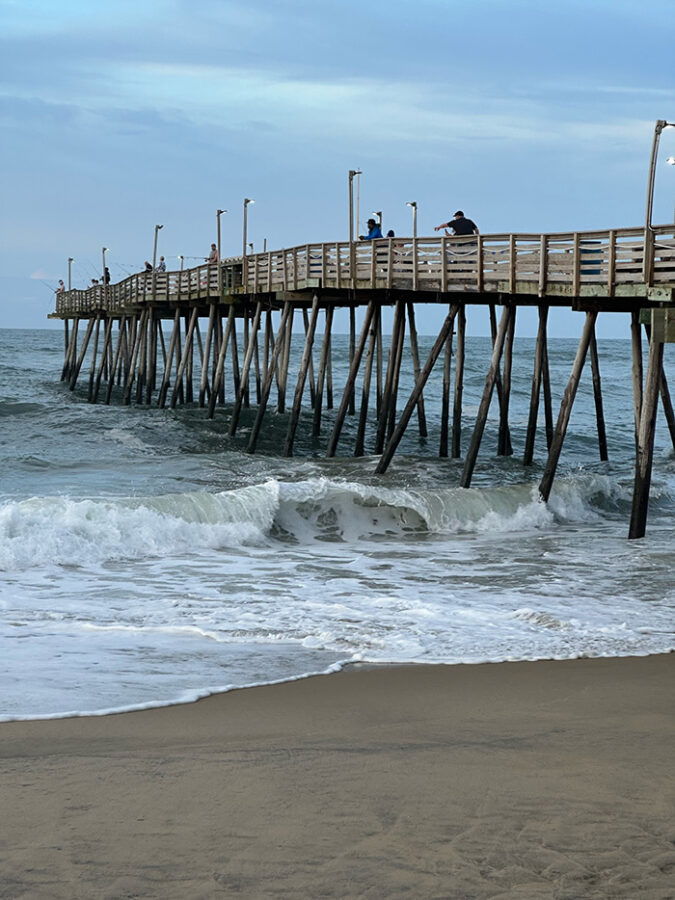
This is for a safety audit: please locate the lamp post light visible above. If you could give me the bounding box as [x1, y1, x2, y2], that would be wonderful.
[152, 224, 163, 270]
[216, 209, 227, 262]
[67, 257, 73, 290]
[645, 121, 675, 230]
[216, 209, 227, 293]
[644, 120, 675, 280]
[102, 247, 109, 300]
[243, 198, 254, 284]
[406, 201, 418, 239]
[348, 169, 362, 244]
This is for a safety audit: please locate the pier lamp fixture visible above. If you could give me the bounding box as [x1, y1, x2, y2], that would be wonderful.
[372, 211, 382, 228]
[406, 201, 418, 239]
[67, 257, 73, 290]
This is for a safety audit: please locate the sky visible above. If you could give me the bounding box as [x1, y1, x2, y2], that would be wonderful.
[1, 0, 674, 336]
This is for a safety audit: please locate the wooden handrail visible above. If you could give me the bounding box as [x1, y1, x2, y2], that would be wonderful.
[53, 224, 675, 317]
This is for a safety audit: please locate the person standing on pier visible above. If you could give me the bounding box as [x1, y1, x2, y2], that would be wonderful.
[55, 279, 65, 293]
[103, 267, 111, 284]
[206, 243, 218, 264]
[156, 256, 166, 272]
[435, 211, 479, 236]
[359, 219, 383, 241]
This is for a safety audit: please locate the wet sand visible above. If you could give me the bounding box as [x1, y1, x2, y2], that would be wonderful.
[1, 654, 673, 899]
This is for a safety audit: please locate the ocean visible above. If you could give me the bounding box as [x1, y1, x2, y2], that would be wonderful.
[1, 324, 673, 720]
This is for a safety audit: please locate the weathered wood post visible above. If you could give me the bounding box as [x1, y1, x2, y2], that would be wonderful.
[247, 302, 293, 453]
[313, 306, 334, 437]
[460, 305, 512, 488]
[628, 333, 664, 539]
[285, 295, 320, 456]
[589, 324, 608, 461]
[354, 306, 380, 457]
[539, 311, 598, 502]
[326, 301, 376, 458]
[376, 305, 459, 474]
[230, 301, 263, 436]
[524, 304, 549, 465]
[452, 305, 466, 459]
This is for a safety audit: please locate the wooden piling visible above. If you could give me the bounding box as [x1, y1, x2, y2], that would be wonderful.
[69, 316, 96, 391]
[374, 300, 404, 455]
[539, 311, 598, 503]
[354, 306, 379, 457]
[628, 334, 664, 539]
[247, 302, 293, 453]
[230, 301, 263, 436]
[170, 307, 198, 409]
[452, 306, 466, 459]
[460, 305, 512, 488]
[326, 301, 376, 458]
[524, 304, 548, 465]
[406, 301, 428, 438]
[588, 324, 608, 461]
[439, 312, 453, 458]
[105, 316, 126, 405]
[207, 306, 235, 418]
[313, 306, 334, 438]
[376, 305, 459, 474]
[158, 309, 181, 408]
[489, 303, 513, 456]
[285, 296, 320, 456]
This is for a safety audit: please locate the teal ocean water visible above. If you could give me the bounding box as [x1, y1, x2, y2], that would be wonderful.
[1, 326, 673, 719]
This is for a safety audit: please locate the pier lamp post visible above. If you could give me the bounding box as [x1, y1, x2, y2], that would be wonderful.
[178, 255, 184, 271]
[67, 257, 73, 290]
[243, 198, 254, 285]
[644, 120, 675, 280]
[348, 169, 362, 285]
[348, 169, 362, 244]
[406, 201, 418, 239]
[152, 224, 163, 270]
[668, 157, 675, 223]
[102, 247, 109, 301]
[217, 209, 227, 293]
[645, 121, 675, 230]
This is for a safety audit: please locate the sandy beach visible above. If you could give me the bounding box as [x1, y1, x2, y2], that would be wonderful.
[1, 654, 673, 899]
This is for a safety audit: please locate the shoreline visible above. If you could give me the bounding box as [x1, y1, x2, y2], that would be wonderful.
[2, 653, 673, 898]
[3, 649, 673, 725]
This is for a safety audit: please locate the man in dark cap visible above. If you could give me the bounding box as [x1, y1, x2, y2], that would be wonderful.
[434, 210, 479, 236]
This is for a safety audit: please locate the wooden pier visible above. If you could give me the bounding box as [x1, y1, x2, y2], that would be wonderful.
[51, 225, 675, 538]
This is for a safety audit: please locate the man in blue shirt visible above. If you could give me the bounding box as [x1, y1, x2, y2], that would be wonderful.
[359, 218, 383, 240]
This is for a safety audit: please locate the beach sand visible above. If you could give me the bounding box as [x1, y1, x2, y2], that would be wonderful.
[1, 655, 673, 899]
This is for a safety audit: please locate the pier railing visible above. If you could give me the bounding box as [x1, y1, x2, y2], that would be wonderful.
[54, 225, 675, 316]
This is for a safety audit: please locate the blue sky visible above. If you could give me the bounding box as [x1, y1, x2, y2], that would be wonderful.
[1, 0, 674, 335]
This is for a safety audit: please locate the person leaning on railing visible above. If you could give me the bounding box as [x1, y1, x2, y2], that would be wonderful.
[359, 219, 383, 241]
[434, 210, 479, 236]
